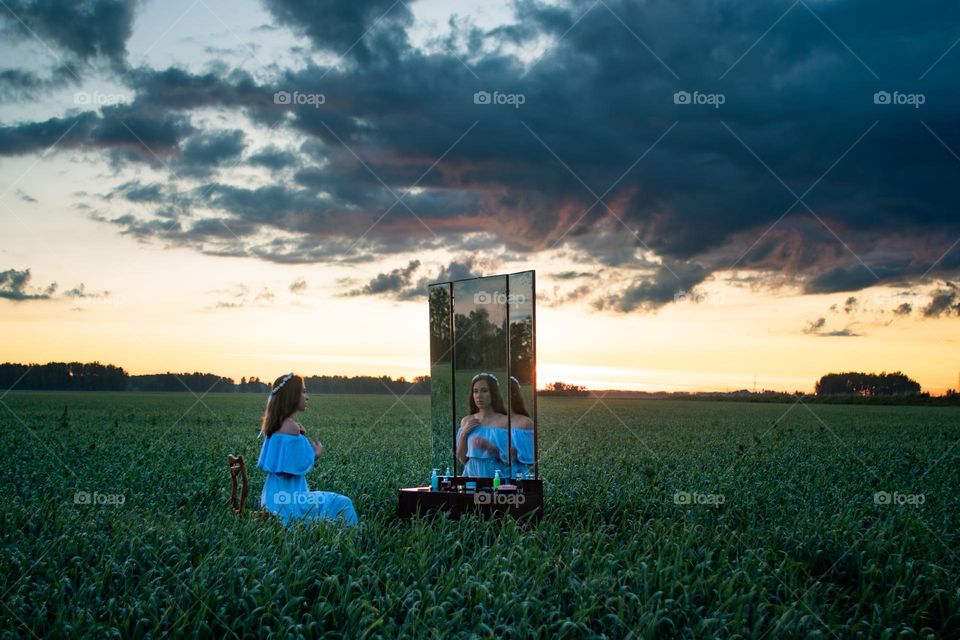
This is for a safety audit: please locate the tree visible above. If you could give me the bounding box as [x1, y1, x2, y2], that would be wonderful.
[815, 371, 921, 396]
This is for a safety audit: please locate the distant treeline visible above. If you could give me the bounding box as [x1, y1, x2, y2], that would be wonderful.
[609, 370, 957, 405]
[540, 381, 590, 397]
[0, 362, 430, 395]
[815, 371, 921, 396]
[663, 390, 959, 406]
[0, 362, 128, 391]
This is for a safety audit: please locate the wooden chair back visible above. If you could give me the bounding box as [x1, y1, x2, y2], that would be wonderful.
[228, 454, 275, 521]
[227, 454, 249, 515]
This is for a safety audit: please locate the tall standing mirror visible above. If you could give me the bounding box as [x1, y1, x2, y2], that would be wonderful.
[428, 270, 537, 481]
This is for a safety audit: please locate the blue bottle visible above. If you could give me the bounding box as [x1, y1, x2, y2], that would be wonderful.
[430, 468, 439, 491]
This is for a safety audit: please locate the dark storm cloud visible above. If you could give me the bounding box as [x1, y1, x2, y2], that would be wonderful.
[922, 282, 960, 318]
[248, 146, 298, 170]
[178, 129, 246, 176]
[592, 260, 708, 313]
[261, 0, 415, 65]
[0, 104, 194, 161]
[343, 255, 487, 301]
[0, 65, 78, 99]
[345, 259, 421, 297]
[0, 0, 139, 69]
[803, 316, 861, 337]
[0, 268, 57, 301]
[4, 0, 960, 313]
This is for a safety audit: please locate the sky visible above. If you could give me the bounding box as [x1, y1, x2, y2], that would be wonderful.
[1, 0, 959, 394]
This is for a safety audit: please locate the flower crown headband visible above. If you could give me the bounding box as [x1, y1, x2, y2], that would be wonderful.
[269, 373, 295, 397]
[470, 373, 523, 385]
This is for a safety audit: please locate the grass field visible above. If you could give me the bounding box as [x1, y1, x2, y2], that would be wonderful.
[2, 391, 958, 638]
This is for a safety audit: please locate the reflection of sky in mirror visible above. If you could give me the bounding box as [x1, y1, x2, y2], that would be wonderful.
[452, 277, 508, 329]
[508, 271, 534, 323]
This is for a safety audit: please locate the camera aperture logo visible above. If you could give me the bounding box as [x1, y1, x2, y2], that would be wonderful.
[474, 491, 526, 506]
[273, 491, 326, 506]
[874, 491, 924, 506]
[474, 291, 526, 305]
[74, 91, 130, 106]
[274, 91, 325, 108]
[873, 91, 924, 108]
[74, 491, 125, 506]
[674, 90, 725, 108]
[473, 90, 525, 109]
[674, 491, 724, 507]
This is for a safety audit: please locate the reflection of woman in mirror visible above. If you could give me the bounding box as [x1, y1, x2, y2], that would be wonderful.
[508, 375, 535, 477]
[456, 373, 510, 477]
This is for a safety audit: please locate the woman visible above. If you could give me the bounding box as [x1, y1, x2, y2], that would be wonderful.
[456, 373, 511, 477]
[256, 373, 358, 526]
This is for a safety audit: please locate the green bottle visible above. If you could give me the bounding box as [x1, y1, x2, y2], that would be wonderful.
[493, 469, 501, 490]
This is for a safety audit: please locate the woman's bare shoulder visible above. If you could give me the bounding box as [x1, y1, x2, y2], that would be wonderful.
[512, 415, 534, 429]
[276, 419, 302, 435]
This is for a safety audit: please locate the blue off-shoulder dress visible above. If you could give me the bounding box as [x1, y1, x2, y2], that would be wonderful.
[511, 428, 535, 478]
[457, 426, 511, 477]
[256, 433, 358, 526]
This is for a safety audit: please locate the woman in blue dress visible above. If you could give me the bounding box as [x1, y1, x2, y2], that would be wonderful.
[456, 373, 511, 478]
[256, 373, 358, 526]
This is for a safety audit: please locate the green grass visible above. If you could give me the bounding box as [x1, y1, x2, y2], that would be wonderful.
[1, 391, 958, 638]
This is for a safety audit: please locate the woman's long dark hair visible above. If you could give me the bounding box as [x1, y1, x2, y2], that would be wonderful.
[509, 377, 530, 417]
[259, 373, 304, 437]
[468, 373, 508, 415]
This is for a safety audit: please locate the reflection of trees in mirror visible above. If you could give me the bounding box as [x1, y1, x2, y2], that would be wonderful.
[509, 318, 533, 382]
[454, 308, 506, 370]
[429, 287, 452, 357]
[428, 284, 454, 473]
[430, 363, 453, 471]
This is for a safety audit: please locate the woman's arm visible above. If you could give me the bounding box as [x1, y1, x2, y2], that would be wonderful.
[456, 417, 479, 464]
[456, 425, 469, 464]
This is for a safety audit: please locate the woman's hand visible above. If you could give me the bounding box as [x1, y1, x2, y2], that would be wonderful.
[473, 436, 499, 455]
[457, 416, 482, 464]
[310, 439, 325, 458]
